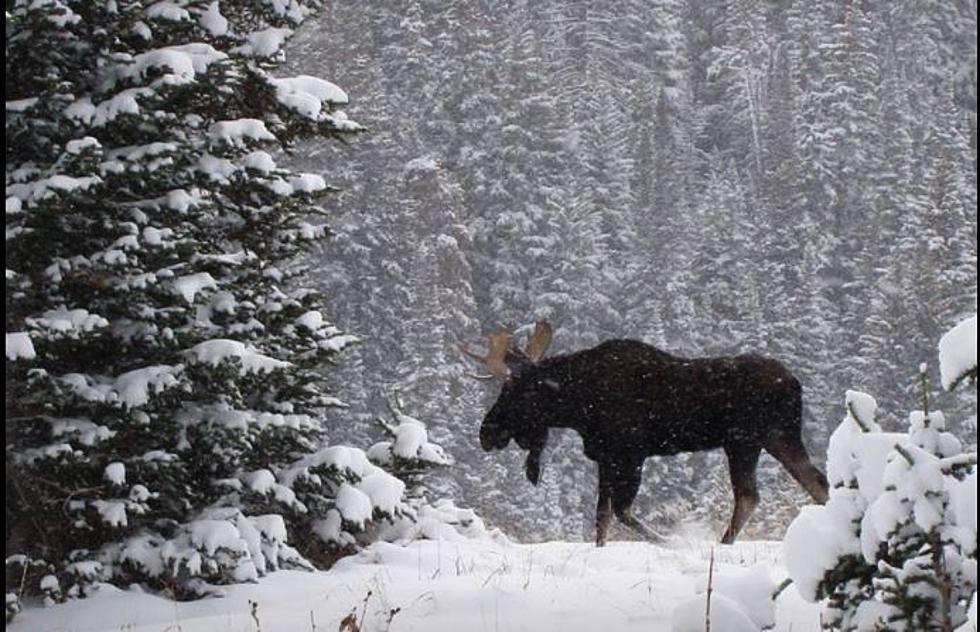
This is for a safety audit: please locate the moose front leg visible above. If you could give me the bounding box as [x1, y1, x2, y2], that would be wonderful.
[611, 460, 665, 543]
[595, 466, 614, 547]
[596, 459, 663, 546]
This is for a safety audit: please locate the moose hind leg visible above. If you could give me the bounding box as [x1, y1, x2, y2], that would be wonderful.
[721, 446, 761, 544]
[765, 435, 829, 504]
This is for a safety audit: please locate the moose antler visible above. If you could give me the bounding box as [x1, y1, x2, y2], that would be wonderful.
[459, 327, 512, 380]
[524, 320, 553, 362]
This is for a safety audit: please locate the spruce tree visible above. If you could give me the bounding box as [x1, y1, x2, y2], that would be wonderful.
[5, 0, 406, 605]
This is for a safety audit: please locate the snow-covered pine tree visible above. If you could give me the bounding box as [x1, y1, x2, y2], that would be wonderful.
[363, 390, 502, 545]
[367, 391, 453, 500]
[784, 315, 977, 631]
[5, 0, 407, 606]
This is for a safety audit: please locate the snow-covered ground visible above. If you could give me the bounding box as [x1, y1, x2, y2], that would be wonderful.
[10, 537, 820, 632]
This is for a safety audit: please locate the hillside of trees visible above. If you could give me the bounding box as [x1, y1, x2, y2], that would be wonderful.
[285, 0, 978, 541]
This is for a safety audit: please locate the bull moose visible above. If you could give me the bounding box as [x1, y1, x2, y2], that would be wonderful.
[464, 321, 829, 546]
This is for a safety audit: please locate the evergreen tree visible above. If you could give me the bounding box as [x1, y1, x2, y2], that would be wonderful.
[5, 0, 406, 603]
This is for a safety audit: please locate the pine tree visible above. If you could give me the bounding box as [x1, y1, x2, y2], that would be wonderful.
[5, 0, 406, 604]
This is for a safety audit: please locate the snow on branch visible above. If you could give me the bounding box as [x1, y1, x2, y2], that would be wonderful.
[939, 315, 977, 391]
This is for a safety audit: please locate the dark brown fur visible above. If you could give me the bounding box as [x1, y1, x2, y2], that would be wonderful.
[479, 339, 829, 546]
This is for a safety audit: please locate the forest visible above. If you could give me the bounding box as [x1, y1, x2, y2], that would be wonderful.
[288, 0, 978, 540]
[4, 0, 977, 630]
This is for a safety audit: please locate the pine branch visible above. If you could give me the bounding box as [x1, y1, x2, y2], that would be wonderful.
[847, 401, 874, 433]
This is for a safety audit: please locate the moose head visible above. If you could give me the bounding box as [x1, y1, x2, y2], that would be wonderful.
[462, 321, 554, 484]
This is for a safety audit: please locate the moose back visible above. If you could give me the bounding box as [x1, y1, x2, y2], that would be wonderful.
[466, 322, 829, 546]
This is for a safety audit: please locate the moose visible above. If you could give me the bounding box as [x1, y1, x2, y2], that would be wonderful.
[464, 321, 829, 546]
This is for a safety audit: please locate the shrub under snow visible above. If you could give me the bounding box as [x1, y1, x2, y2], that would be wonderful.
[671, 563, 779, 632]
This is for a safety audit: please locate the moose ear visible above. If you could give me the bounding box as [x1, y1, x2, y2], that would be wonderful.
[524, 320, 553, 362]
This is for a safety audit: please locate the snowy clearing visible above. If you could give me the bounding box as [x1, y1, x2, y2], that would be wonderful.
[10, 538, 819, 632]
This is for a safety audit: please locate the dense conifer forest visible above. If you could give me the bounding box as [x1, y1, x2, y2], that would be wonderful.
[287, 0, 977, 540]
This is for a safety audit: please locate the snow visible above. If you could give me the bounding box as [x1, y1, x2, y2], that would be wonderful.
[114, 365, 182, 408]
[90, 89, 148, 126]
[242, 469, 276, 495]
[197, 153, 238, 182]
[242, 150, 277, 173]
[6, 97, 39, 112]
[368, 406, 453, 469]
[129, 485, 152, 502]
[784, 499, 862, 601]
[295, 310, 324, 330]
[696, 564, 777, 629]
[318, 332, 360, 352]
[37, 1, 81, 26]
[166, 188, 197, 212]
[6, 332, 36, 360]
[141, 226, 173, 246]
[104, 462, 126, 486]
[59, 365, 182, 408]
[951, 470, 977, 541]
[287, 173, 326, 192]
[405, 155, 439, 174]
[356, 473, 405, 516]
[65, 561, 102, 582]
[233, 27, 293, 57]
[65, 136, 101, 154]
[189, 520, 248, 558]
[312, 510, 345, 545]
[178, 403, 318, 433]
[92, 500, 128, 528]
[785, 364, 977, 629]
[7, 174, 101, 203]
[144, 1, 190, 22]
[172, 271, 217, 303]
[208, 118, 276, 147]
[334, 482, 373, 525]
[130, 20, 152, 40]
[271, 75, 349, 120]
[196, 1, 228, 36]
[6, 196, 23, 214]
[821, 390, 904, 499]
[121, 44, 228, 86]
[27, 308, 109, 336]
[407, 500, 488, 541]
[962, 594, 978, 632]
[672, 593, 758, 632]
[185, 339, 291, 374]
[939, 315, 977, 390]
[393, 422, 428, 459]
[50, 418, 114, 445]
[39, 575, 60, 592]
[9, 539, 820, 632]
